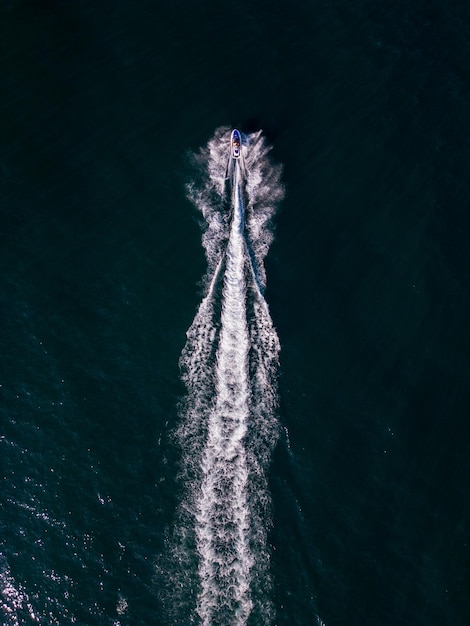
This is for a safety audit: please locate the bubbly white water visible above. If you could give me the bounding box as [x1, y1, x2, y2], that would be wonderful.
[170, 128, 284, 625]
[194, 163, 253, 625]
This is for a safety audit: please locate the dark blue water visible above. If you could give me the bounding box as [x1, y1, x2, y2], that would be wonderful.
[1, 1, 469, 625]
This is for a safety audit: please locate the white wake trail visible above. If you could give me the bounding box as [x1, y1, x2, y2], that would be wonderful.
[195, 164, 253, 625]
[164, 128, 284, 626]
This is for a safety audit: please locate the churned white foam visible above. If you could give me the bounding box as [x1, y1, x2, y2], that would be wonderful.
[194, 164, 253, 625]
[169, 128, 284, 625]
[243, 131, 284, 291]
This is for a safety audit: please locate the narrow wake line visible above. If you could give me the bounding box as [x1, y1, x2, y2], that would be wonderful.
[164, 128, 284, 626]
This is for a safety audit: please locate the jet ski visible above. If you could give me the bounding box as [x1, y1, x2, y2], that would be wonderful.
[231, 129, 241, 159]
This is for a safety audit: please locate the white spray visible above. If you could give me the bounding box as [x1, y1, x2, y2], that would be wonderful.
[168, 128, 283, 626]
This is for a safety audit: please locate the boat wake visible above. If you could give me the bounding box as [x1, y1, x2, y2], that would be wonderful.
[161, 128, 283, 625]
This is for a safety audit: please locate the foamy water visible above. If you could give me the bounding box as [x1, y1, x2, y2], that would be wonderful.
[168, 128, 284, 625]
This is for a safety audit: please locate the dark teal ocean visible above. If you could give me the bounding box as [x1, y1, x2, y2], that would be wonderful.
[1, 1, 469, 625]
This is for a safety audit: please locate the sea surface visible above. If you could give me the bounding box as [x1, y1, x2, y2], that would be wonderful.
[1, 1, 469, 625]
